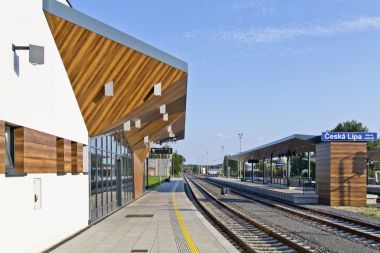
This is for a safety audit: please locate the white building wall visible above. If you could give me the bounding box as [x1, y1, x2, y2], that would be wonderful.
[0, 0, 88, 144]
[0, 174, 89, 253]
[0, 1, 90, 252]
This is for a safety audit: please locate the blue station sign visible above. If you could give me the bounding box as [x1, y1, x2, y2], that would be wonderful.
[321, 132, 377, 142]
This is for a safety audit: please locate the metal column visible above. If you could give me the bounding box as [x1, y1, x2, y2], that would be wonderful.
[262, 159, 265, 184]
[307, 152, 311, 181]
[287, 155, 291, 187]
[270, 154, 273, 184]
[251, 162, 254, 183]
[145, 157, 149, 190]
[243, 161, 246, 181]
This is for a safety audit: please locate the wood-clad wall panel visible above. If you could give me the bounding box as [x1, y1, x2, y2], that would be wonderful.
[44, 12, 187, 137]
[133, 147, 149, 199]
[0, 121, 5, 173]
[316, 142, 367, 206]
[72, 142, 83, 173]
[14, 127, 57, 173]
[316, 143, 331, 205]
[57, 139, 72, 173]
[329, 142, 367, 206]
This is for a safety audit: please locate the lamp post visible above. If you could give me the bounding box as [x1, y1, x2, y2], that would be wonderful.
[238, 133, 243, 179]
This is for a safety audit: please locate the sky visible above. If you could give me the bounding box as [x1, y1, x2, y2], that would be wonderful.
[70, 0, 380, 165]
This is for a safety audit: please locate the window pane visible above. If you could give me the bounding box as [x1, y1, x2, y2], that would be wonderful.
[5, 126, 13, 171]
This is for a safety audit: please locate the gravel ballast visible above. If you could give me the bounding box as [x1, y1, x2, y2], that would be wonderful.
[194, 178, 380, 253]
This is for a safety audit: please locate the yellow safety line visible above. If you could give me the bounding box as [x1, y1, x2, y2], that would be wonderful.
[172, 190, 200, 253]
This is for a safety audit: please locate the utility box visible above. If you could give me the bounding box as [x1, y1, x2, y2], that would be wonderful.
[316, 142, 367, 206]
[34, 178, 42, 210]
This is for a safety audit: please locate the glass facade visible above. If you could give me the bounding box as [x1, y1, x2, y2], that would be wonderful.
[89, 131, 133, 222]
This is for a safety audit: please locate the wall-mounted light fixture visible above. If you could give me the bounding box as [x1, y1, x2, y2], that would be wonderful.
[160, 104, 166, 114]
[163, 113, 168, 121]
[154, 83, 162, 96]
[123, 120, 131, 131]
[12, 44, 44, 65]
[167, 125, 172, 133]
[135, 119, 141, 128]
[104, 81, 114, 97]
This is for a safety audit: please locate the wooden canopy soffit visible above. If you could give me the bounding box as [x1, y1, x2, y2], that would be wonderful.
[102, 75, 187, 134]
[44, 12, 188, 137]
[125, 112, 185, 151]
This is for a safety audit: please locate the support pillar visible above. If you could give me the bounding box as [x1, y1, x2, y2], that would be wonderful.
[270, 154, 273, 184]
[287, 155, 291, 187]
[133, 147, 149, 199]
[316, 142, 367, 206]
[251, 162, 254, 183]
[262, 159, 265, 184]
[308, 152, 311, 181]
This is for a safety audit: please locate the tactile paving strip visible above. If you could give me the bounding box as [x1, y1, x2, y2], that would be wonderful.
[169, 181, 192, 253]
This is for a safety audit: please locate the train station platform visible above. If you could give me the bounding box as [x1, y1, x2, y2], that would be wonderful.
[207, 177, 319, 204]
[368, 185, 380, 195]
[50, 179, 238, 253]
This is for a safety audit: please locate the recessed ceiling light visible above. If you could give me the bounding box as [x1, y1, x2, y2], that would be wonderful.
[160, 104, 166, 114]
[123, 120, 131, 131]
[135, 119, 141, 128]
[154, 83, 161, 96]
[104, 81, 114, 97]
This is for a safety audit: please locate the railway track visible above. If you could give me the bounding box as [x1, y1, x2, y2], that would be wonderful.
[197, 176, 380, 250]
[185, 176, 315, 253]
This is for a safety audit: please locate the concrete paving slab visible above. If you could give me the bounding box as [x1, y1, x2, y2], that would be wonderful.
[50, 178, 238, 253]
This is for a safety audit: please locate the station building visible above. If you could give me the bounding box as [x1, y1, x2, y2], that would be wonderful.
[0, 0, 187, 252]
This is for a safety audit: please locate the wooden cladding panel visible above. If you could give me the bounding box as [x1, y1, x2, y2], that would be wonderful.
[71, 142, 83, 173]
[44, 12, 187, 137]
[133, 147, 149, 199]
[0, 121, 4, 173]
[57, 139, 72, 173]
[316, 142, 367, 206]
[316, 143, 330, 204]
[15, 127, 57, 173]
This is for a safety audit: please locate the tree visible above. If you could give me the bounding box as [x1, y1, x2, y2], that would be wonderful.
[290, 154, 316, 178]
[331, 120, 379, 150]
[223, 156, 239, 177]
[172, 153, 185, 176]
[330, 120, 368, 132]
[368, 140, 380, 150]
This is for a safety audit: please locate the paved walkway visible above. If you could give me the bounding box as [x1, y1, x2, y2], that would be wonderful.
[51, 179, 238, 253]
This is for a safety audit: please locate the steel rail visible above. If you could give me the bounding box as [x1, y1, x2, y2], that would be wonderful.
[185, 176, 313, 253]
[201, 176, 380, 244]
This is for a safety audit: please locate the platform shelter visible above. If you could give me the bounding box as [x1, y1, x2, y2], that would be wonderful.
[229, 132, 378, 206]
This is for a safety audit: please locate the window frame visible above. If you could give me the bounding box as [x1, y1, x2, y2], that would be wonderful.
[4, 125, 15, 173]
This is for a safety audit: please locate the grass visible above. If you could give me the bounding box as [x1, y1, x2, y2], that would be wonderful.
[147, 176, 164, 189]
[358, 205, 380, 219]
[335, 205, 380, 220]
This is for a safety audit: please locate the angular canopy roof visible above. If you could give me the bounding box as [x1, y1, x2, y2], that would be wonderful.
[229, 134, 321, 162]
[43, 0, 187, 150]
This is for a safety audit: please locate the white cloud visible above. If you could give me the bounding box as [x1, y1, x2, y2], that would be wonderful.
[216, 16, 380, 45]
[216, 133, 231, 139]
[232, 0, 277, 14]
